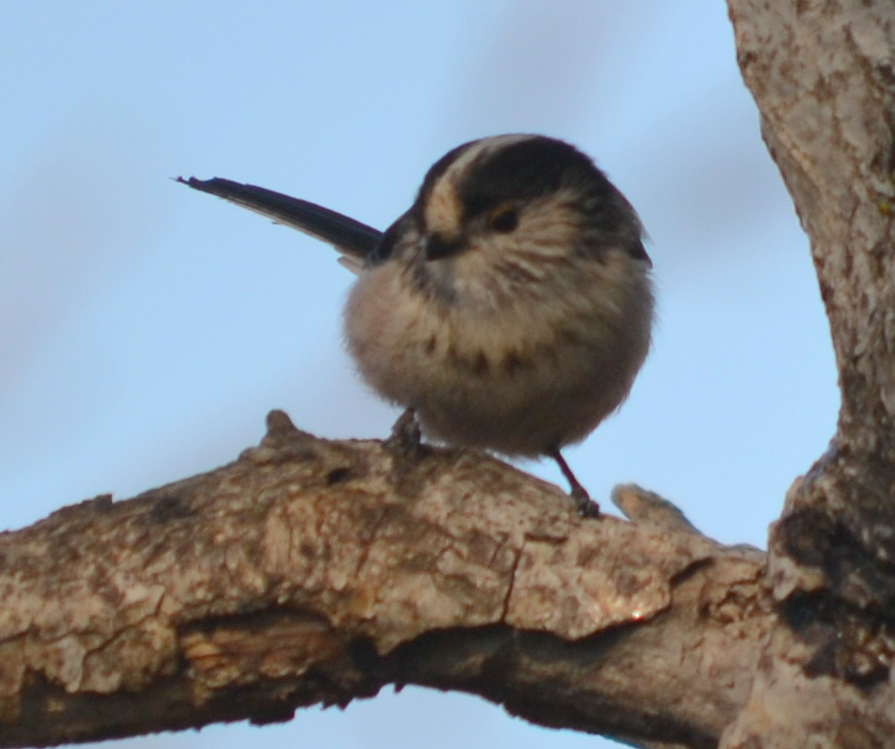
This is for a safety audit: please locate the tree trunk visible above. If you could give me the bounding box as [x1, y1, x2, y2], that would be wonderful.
[721, 1, 895, 747]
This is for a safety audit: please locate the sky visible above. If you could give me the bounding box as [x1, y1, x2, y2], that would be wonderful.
[0, 2, 839, 748]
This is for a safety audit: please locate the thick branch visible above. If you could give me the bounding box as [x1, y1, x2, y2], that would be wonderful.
[0, 412, 769, 749]
[721, 2, 895, 747]
[731, 0, 895, 446]
[727, 1, 895, 600]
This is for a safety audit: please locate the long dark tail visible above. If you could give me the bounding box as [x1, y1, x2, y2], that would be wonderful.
[177, 176, 383, 260]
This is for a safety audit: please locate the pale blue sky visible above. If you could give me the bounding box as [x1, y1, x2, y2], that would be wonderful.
[0, 3, 837, 748]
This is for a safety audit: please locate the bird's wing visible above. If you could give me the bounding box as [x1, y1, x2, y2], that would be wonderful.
[177, 177, 383, 266]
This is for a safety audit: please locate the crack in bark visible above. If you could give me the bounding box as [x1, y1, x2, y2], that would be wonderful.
[0, 425, 768, 748]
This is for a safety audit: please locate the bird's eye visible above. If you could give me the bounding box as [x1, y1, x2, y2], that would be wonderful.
[489, 206, 519, 234]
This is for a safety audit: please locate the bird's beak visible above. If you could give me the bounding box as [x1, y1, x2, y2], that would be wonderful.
[424, 232, 464, 261]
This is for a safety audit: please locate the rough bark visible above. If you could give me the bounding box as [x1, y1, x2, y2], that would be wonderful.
[721, 1, 895, 747]
[0, 412, 770, 749]
[3, 2, 894, 747]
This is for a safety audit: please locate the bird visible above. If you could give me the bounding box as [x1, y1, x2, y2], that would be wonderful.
[179, 134, 654, 516]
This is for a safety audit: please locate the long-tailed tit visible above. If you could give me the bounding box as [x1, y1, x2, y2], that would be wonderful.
[180, 134, 654, 515]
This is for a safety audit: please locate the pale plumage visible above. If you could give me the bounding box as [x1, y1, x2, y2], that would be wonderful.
[180, 134, 654, 515]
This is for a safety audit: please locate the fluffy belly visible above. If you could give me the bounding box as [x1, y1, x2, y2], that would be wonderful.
[345, 264, 649, 457]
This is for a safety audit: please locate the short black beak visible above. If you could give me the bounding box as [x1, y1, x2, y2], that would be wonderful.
[424, 233, 464, 261]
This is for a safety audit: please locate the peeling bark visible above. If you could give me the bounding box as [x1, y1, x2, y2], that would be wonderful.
[0, 412, 770, 749]
[721, 1, 895, 747]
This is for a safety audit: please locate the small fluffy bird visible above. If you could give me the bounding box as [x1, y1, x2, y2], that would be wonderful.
[180, 134, 654, 515]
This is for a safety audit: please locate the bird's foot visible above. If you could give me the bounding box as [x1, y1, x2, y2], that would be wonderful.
[387, 408, 423, 455]
[548, 446, 600, 518]
[570, 484, 600, 518]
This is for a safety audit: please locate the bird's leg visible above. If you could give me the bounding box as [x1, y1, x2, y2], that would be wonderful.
[547, 447, 599, 517]
[387, 407, 422, 452]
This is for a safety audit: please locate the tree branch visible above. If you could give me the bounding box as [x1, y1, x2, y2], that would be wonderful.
[0, 412, 769, 749]
[721, 1, 895, 746]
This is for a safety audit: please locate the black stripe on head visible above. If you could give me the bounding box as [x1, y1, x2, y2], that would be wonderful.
[370, 140, 480, 265]
[458, 136, 604, 218]
[460, 136, 648, 263]
[374, 136, 649, 266]
[416, 139, 480, 210]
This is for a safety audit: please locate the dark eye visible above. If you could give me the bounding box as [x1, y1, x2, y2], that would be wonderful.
[489, 207, 519, 234]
